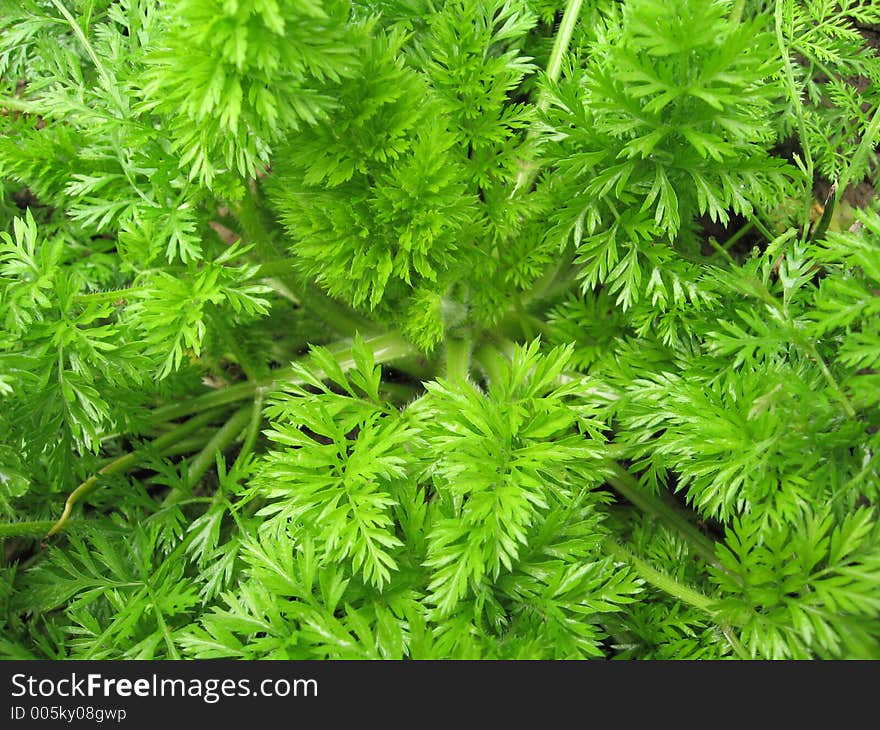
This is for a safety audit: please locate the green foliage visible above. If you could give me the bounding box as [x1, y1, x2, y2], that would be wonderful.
[268, 0, 546, 346]
[774, 0, 880, 182]
[141, 0, 365, 186]
[543, 0, 793, 325]
[2, 0, 880, 661]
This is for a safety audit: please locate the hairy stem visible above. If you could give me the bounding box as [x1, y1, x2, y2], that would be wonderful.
[444, 336, 472, 380]
[545, 0, 585, 88]
[602, 539, 749, 657]
[0, 521, 61, 539]
[604, 462, 721, 568]
[513, 0, 584, 194]
[603, 537, 714, 613]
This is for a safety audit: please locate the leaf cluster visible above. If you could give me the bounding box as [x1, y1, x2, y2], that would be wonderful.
[1, 0, 880, 661]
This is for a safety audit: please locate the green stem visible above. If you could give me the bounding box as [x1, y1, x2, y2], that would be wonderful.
[545, 0, 585, 88]
[155, 433, 216, 458]
[749, 212, 778, 245]
[609, 534, 750, 660]
[444, 336, 472, 380]
[513, 0, 584, 195]
[836, 101, 880, 205]
[46, 408, 224, 537]
[606, 538, 752, 659]
[256, 259, 299, 278]
[713, 221, 755, 259]
[0, 521, 60, 539]
[810, 183, 838, 242]
[182, 406, 253, 493]
[235, 192, 377, 337]
[211, 315, 264, 382]
[800, 340, 857, 419]
[73, 287, 149, 305]
[233, 387, 266, 471]
[49, 0, 125, 112]
[49, 0, 108, 79]
[774, 0, 815, 240]
[603, 537, 715, 613]
[0, 96, 40, 113]
[525, 248, 579, 307]
[708, 237, 738, 266]
[604, 462, 721, 568]
[146, 332, 418, 425]
[145, 380, 257, 427]
[473, 342, 511, 385]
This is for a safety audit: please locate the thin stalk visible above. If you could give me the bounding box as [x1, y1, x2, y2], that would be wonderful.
[749, 211, 779, 245]
[774, 0, 815, 241]
[146, 332, 418, 425]
[0, 97, 40, 113]
[49, 0, 125, 112]
[605, 540, 749, 658]
[46, 408, 224, 537]
[233, 387, 266, 471]
[604, 462, 721, 568]
[235, 192, 377, 337]
[836, 101, 880, 205]
[49, 0, 109, 80]
[711, 220, 755, 260]
[513, 0, 584, 195]
[723, 627, 751, 660]
[708, 237, 738, 266]
[0, 521, 60, 539]
[145, 380, 257, 426]
[181, 406, 253, 493]
[154, 432, 216, 459]
[545, 0, 585, 88]
[73, 286, 149, 305]
[810, 183, 838, 242]
[603, 537, 715, 613]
